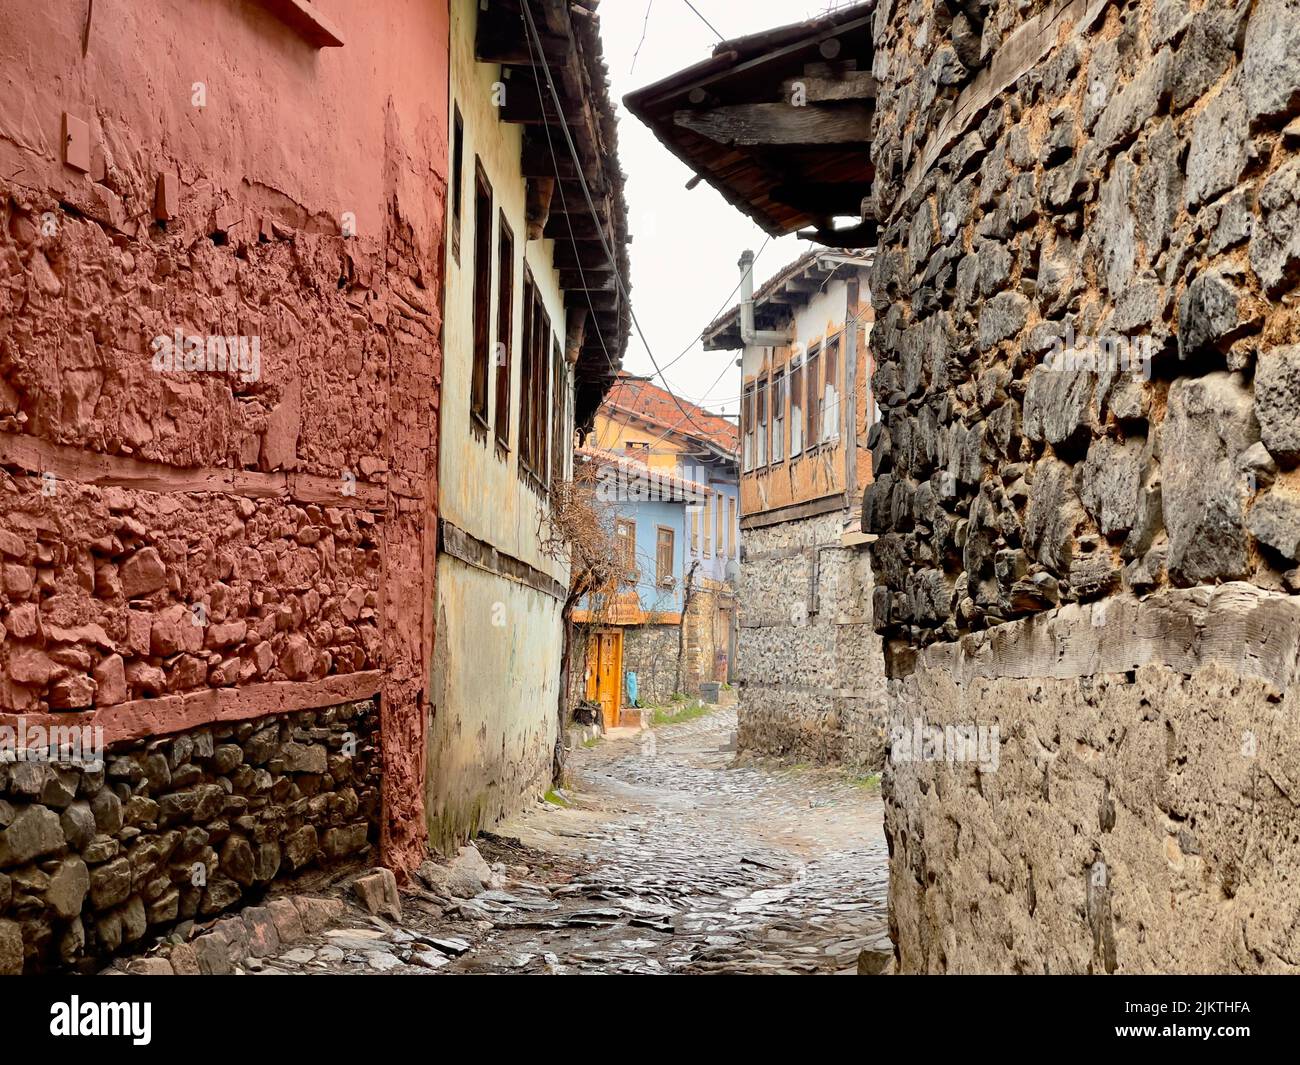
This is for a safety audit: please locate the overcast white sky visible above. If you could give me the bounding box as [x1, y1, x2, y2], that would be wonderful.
[601, 0, 847, 421]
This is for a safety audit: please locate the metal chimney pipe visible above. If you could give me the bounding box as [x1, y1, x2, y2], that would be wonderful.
[738, 250, 789, 347]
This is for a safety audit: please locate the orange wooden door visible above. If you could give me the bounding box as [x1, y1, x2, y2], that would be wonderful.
[593, 630, 622, 730]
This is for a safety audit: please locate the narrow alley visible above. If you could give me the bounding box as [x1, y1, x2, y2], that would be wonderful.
[114, 709, 891, 978]
[456, 709, 890, 975]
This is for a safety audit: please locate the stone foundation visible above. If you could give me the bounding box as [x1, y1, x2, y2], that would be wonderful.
[739, 509, 886, 768]
[0, 698, 379, 974]
[886, 584, 1300, 973]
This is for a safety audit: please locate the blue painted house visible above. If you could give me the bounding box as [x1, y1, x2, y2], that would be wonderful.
[575, 377, 740, 721]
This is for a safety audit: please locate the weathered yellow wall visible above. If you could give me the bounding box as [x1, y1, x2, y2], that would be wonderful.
[591, 412, 685, 470]
[429, 0, 573, 850]
[440, 0, 571, 577]
[428, 561, 562, 853]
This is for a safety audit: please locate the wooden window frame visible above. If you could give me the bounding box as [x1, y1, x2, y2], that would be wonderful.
[703, 491, 712, 558]
[742, 384, 755, 473]
[520, 270, 535, 469]
[655, 526, 675, 587]
[714, 490, 723, 559]
[805, 344, 822, 453]
[550, 337, 565, 487]
[616, 518, 637, 583]
[493, 212, 514, 451]
[690, 506, 700, 554]
[469, 160, 493, 433]
[789, 355, 804, 459]
[726, 495, 736, 558]
[771, 369, 785, 464]
[450, 106, 464, 265]
[822, 336, 840, 445]
[756, 377, 768, 468]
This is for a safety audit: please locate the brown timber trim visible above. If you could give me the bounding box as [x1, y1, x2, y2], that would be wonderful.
[0, 671, 383, 747]
[0, 432, 384, 511]
[740, 492, 848, 530]
[438, 518, 567, 602]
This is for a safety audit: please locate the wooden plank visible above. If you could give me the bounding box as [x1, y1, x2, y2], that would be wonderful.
[673, 103, 873, 146]
[439, 518, 567, 602]
[782, 71, 878, 103]
[0, 431, 384, 510]
[0, 672, 383, 746]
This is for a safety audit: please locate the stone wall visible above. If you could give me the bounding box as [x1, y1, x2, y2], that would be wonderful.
[866, 0, 1300, 971]
[622, 623, 679, 705]
[0, 698, 379, 974]
[738, 509, 886, 768]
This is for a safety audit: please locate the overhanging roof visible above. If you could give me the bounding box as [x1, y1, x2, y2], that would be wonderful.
[475, 0, 632, 430]
[624, 4, 877, 248]
[703, 249, 873, 351]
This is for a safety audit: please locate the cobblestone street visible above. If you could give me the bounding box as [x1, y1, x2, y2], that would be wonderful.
[112, 708, 892, 977]
[455, 708, 891, 974]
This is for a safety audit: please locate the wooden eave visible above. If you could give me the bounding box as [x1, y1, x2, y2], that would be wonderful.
[476, 0, 632, 431]
[623, 4, 877, 248]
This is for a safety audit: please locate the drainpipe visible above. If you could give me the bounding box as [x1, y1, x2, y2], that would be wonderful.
[738, 250, 789, 347]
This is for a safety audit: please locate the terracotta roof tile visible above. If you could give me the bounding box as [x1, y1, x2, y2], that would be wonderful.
[601, 373, 739, 454]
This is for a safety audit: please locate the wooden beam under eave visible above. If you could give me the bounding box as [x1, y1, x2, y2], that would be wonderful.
[526, 177, 555, 240]
[566, 288, 618, 311]
[672, 102, 873, 147]
[521, 136, 577, 180]
[565, 308, 588, 366]
[553, 239, 612, 271]
[559, 267, 615, 290]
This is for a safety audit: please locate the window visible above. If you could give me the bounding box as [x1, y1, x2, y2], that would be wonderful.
[656, 527, 674, 586]
[742, 384, 755, 472]
[690, 506, 700, 555]
[727, 496, 736, 558]
[518, 274, 551, 482]
[616, 519, 636, 581]
[805, 345, 821, 449]
[789, 356, 804, 457]
[520, 273, 534, 464]
[715, 490, 723, 557]
[822, 338, 840, 444]
[550, 338, 565, 486]
[703, 492, 712, 557]
[470, 162, 493, 429]
[771, 370, 785, 463]
[494, 214, 514, 449]
[450, 107, 463, 264]
[756, 377, 768, 467]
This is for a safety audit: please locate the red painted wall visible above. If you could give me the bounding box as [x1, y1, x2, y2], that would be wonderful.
[0, 0, 450, 874]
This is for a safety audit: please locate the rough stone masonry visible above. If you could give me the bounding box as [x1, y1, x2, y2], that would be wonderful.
[866, 0, 1300, 972]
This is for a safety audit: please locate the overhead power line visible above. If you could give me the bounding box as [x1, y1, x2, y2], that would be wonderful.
[681, 0, 724, 41]
[521, 0, 723, 443]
